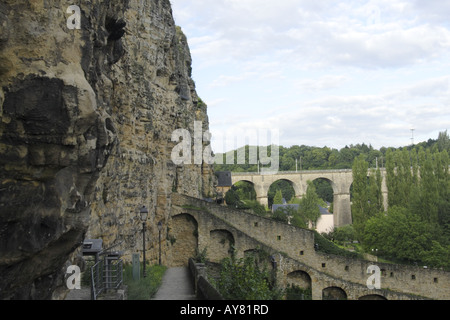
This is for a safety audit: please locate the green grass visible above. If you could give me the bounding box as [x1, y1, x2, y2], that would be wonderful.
[313, 231, 363, 259]
[123, 264, 167, 300]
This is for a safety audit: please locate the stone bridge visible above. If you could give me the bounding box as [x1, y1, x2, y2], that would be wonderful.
[231, 169, 388, 227]
[168, 193, 449, 300]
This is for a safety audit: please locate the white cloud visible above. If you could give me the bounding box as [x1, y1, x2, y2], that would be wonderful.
[171, 0, 450, 151]
[295, 75, 349, 92]
[209, 72, 257, 88]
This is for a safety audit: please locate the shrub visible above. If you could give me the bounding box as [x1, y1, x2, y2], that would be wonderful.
[213, 256, 282, 300]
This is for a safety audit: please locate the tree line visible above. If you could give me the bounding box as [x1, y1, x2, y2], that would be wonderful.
[351, 141, 449, 269]
[214, 131, 449, 173]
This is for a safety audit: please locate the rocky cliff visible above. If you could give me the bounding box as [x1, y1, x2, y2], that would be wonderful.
[0, 0, 216, 299]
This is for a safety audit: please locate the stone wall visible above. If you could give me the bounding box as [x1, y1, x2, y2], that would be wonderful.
[188, 258, 224, 300]
[0, 0, 215, 299]
[171, 193, 450, 300]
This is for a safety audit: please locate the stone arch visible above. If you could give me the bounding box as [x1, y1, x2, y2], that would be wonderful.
[268, 179, 298, 207]
[287, 270, 312, 288]
[310, 177, 338, 196]
[233, 179, 267, 205]
[209, 229, 235, 263]
[232, 180, 258, 201]
[358, 294, 387, 300]
[322, 286, 347, 300]
[171, 213, 198, 267]
[286, 270, 312, 299]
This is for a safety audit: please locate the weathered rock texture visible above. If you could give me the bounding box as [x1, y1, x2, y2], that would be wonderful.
[0, 0, 215, 299]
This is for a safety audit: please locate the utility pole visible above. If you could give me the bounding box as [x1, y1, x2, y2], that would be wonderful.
[411, 128, 415, 146]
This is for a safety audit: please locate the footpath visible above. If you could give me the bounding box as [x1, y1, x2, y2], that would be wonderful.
[65, 266, 196, 300]
[152, 267, 197, 300]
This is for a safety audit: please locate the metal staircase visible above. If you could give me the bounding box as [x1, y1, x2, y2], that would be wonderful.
[82, 239, 125, 300]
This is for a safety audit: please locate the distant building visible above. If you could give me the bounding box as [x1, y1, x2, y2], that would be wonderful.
[215, 171, 232, 204]
[272, 198, 298, 213]
[272, 201, 335, 234]
[272, 203, 300, 213]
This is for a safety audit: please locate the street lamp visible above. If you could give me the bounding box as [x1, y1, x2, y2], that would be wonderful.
[140, 206, 149, 278]
[157, 221, 163, 266]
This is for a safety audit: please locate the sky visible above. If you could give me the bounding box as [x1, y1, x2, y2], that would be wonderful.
[170, 0, 450, 153]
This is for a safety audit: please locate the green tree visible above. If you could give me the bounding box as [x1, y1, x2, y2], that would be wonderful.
[291, 210, 308, 229]
[421, 241, 450, 270]
[363, 207, 433, 262]
[273, 189, 283, 205]
[367, 167, 384, 214]
[385, 148, 414, 208]
[225, 187, 239, 207]
[331, 225, 356, 244]
[272, 207, 289, 223]
[436, 150, 450, 243]
[234, 181, 256, 201]
[352, 154, 384, 241]
[385, 148, 398, 208]
[351, 154, 370, 241]
[411, 148, 439, 224]
[300, 181, 321, 228]
[214, 256, 281, 300]
[268, 180, 295, 207]
[437, 130, 450, 152]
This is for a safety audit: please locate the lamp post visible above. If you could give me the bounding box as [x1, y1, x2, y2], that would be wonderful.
[140, 206, 149, 278]
[157, 221, 163, 266]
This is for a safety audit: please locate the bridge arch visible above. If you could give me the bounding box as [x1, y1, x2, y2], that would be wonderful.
[310, 177, 338, 197]
[231, 180, 257, 201]
[232, 179, 267, 206]
[268, 178, 301, 207]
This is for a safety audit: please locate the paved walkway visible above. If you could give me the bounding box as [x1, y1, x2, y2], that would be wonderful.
[152, 267, 197, 300]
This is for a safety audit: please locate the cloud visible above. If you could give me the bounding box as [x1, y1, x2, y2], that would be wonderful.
[173, 0, 450, 70]
[171, 0, 450, 151]
[295, 75, 349, 92]
[410, 0, 450, 24]
[209, 72, 257, 88]
[235, 76, 449, 149]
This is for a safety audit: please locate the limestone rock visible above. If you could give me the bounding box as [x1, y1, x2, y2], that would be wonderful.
[0, 0, 216, 299]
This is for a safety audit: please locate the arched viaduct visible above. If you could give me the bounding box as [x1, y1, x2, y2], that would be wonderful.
[167, 193, 450, 300]
[231, 169, 388, 227]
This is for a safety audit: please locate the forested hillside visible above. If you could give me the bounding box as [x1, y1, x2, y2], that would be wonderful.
[214, 131, 449, 172]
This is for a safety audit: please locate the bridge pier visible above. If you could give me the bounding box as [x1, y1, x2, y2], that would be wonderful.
[333, 193, 352, 227]
[257, 196, 269, 207]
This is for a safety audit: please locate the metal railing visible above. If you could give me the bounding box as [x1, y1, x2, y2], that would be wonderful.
[91, 258, 124, 300]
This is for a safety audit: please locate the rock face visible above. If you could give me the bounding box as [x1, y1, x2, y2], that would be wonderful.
[0, 0, 216, 299]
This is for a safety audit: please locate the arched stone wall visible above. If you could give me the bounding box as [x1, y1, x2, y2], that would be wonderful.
[171, 213, 198, 267]
[322, 286, 348, 300]
[287, 270, 312, 290]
